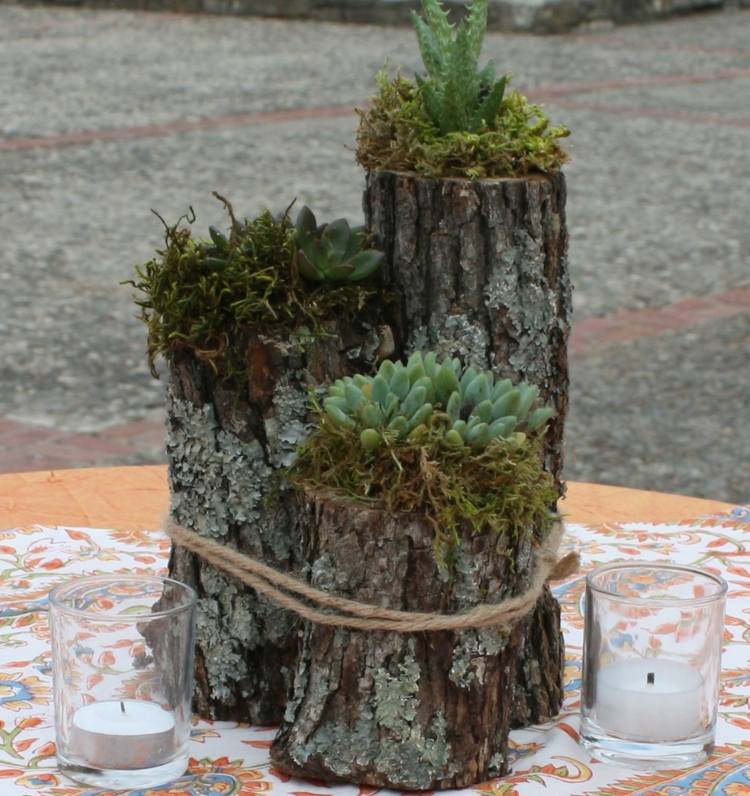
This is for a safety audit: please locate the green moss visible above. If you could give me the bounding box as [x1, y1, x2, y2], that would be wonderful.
[125, 197, 375, 380]
[289, 406, 557, 566]
[356, 70, 570, 179]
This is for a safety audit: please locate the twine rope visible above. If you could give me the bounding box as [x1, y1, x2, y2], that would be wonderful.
[164, 518, 579, 632]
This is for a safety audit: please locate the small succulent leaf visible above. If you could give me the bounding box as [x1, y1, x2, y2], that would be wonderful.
[402, 384, 427, 418]
[490, 416, 517, 439]
[435, 363, 461, 405]
[446, 390, 461, 423]
[419, 0, 454, 53]
[411, 13, 444, 80]
[347, 250, 384, 281]
[344, 383, 366, 412]
[473, 399, 494, 423]
[516, 384, 539, 422]
[464, 374, 490, 407]
[452, 419, 468, 440]
[360, 428, 383, 452]
[407, 351, 424, 369]
[295, 205, 317, 241]
[325, 404, 356, 429]
[387, 415, 409, 438]
[491, 378, 513, 401]
[423, 351, 438, 378]
[407, 361, 426, 384]
[444, 429, 465, 447]
[407, 403, 433, 432]
[390, 367, 411, 400]
[208, 225, 229, 251]
[297, 252, 324, 282]
[353, 374, 369, 387]
[492, 388, 520, 418]
[361, 404, 385, 428]
[467, 422, 491, 449]
[328, 383, 345, 398]
[511, 431, 527, 447]
[527, 406, 556, 432]
[459, 366, 478, 394]
[412, 376, 436, 404]
[322, 218, 352, 259]
[383, 393, 400, 419]
[324, 396, 348, 413]
[372, 375, 390, 406]
[378, 359, 396, 382]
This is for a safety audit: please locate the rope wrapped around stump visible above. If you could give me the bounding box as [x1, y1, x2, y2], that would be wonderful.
[164, 517, 579, 632]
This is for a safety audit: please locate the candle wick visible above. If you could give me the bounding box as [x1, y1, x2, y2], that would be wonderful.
[120, 701, 126, 713]
[647, 672, 655, 685]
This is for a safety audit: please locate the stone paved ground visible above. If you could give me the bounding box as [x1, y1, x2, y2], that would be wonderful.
[0, 5, 748, 503]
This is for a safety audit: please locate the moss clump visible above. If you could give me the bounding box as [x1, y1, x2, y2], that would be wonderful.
[127, 197, 375, 379]
[356, 70, 570, 180]
[290, 354, 558, 566]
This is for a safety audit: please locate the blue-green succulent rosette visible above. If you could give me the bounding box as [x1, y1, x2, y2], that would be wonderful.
[290, 352, 559, 565]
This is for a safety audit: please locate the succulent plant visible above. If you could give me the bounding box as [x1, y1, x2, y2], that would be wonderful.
[294, 205, 384, 283]
[323, 352, 555, 453]
[411, 0, 509, 135]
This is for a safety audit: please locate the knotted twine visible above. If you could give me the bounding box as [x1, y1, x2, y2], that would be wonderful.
[164, 517, 579, 632]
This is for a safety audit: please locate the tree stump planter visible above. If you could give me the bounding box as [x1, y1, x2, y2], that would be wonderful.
[271, 494, 544, 789]
[363, 169, 570, 728]
[364, 170, 571, 488]
[165, 317, 388, 725]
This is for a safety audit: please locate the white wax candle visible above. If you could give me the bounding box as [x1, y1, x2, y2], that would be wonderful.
[71, 700, 176, 770]
[593, 659, 706, 742]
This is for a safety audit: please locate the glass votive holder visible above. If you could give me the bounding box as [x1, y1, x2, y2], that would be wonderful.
[580, 562, 726, 769]
[49, 575, 197, 789]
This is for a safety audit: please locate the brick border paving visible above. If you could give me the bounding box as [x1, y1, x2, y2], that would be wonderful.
[2, 287, 747, 474]
[2, 68, 749, 153]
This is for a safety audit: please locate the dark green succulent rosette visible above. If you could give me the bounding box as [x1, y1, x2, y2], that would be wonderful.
[290, 352, 559, 565]
[356, 0, 569, 179]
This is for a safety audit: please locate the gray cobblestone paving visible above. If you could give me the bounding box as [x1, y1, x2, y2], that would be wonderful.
[1, 5, 748, 502]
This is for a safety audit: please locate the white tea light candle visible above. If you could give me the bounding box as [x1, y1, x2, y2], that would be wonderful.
[593, 659, 704, 742]
[72, 700, 176, 770]
[49, 575, 196, 789]
[581, 563, 727, 769]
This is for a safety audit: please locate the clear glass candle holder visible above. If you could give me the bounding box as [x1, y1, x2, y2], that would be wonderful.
[581, 563, 726, 769]
[49, 575, 197, 789]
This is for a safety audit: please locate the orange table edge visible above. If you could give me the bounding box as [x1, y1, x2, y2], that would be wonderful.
[0, 465, 735, 531]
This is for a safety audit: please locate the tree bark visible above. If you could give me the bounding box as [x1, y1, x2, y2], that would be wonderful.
[271, 494, 539, 789]
[363, 170, 571, 490]
[165, 314, 388, 725]
[363, 170, 570, 727]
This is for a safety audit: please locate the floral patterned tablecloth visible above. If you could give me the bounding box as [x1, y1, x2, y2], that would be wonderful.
[1, 509, 749, 796]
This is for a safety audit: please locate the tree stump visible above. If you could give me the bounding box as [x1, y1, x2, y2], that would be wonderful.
[363, 170, 571, 488]
[363, 170, 570, 727]
[165, 316, 388, 725]
[271, 495, 541, 789]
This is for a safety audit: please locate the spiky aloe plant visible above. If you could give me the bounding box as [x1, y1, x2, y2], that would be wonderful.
[323, 351, 555, 453]
[294, 206, 384, 283]
[412, 0, 508, 135]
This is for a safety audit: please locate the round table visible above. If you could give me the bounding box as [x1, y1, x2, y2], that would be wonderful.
[0, 465, 734, 530]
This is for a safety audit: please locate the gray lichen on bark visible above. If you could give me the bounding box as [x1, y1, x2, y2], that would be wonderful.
[272, 496, 531, 788]
[363, 170, 569, 732]
[164, 316, 387, 724]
